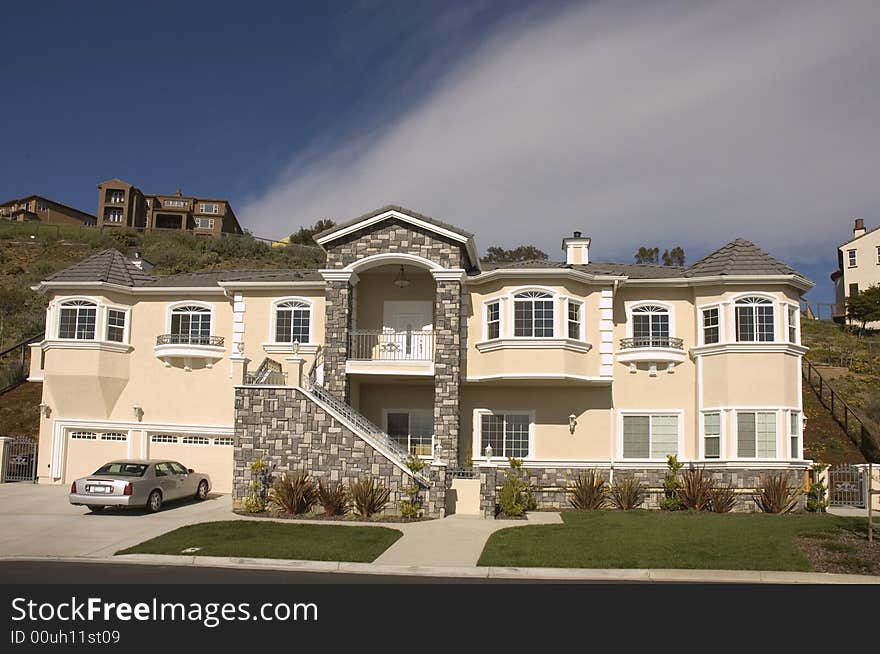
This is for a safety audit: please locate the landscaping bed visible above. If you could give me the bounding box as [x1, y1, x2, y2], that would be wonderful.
[116, 520, 402, 562]
[232, 509, 434, 523]
[478, 510, 874, 572]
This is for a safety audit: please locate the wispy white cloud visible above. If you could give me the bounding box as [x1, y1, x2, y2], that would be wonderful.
[243, 0, 880, 274]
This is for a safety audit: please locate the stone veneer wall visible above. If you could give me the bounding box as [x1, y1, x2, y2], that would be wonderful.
[234, 386, 444, 518]
[434, 280, 462, 464]
[322, 280, 350, 400]
[478, 466, 498, 518]
[481, 466, 809, 515]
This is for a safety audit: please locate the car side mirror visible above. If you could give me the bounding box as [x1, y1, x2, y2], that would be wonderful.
[188, 469, 194, 474]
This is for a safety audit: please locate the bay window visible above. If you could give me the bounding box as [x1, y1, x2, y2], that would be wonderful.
[486, 301, 500, 339]
[736, 411, 776, 458]
[703, 412, 721, 459]
[702, 307, 719, 344]
[735, 297, 774, 342]
[58, 300, 97, 340]
[567, 300, 583, 340]
[790, 411, 801, 459]
[106, 309, 126, 342]
[513, 291, 554, 337]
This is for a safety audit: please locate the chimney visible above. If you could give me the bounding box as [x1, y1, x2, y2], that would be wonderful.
[129, 251, 154, 273]
[562, 230, 591, 265]
[853, 218, 866, 238]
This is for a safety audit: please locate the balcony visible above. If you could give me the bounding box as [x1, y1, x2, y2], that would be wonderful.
[346, 329, 434, 376]
[154, 334, 225, 370]
[616, 336, 687, 372]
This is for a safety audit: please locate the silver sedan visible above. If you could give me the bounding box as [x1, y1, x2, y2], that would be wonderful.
[69, 459, 211, 513]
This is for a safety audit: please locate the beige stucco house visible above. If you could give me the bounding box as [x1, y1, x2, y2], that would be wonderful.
[30, 206, 813, 515]
[832, 218, 880, 329]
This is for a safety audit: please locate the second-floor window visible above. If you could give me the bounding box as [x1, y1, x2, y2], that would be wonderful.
[170, 305, 211, 343]
[196, 217, 215, 229]
[702, 307, 719, 344]
[567, 300, 583, 340]
[59, 300, 97, 340]
[631, 305, 669, 347]
[108, 190, 125, 204]
[200, 203, 219, 214]
[735, 296, 774, 342]
[486, 301, 500, 339]
[106, 309, 126, 342]
[513, 291, 554, 337]
[275, 300, 311, 343]
[847, 249, 857, 267]
[787, 305, 799, 343]
[105, 208, 123, 223]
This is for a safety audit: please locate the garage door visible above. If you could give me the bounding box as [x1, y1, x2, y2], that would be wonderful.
[148, 434, 233, 493]
[64, 431, 129, 483]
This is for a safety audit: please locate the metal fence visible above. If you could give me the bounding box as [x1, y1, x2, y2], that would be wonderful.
[3, 437, 37, 482]
[828, 463, 865, 507]
[348, 329, 434, 361]
[0, 332, 42, 395]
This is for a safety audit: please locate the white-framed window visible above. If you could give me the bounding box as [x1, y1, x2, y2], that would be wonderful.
[631, 304, 670, 347]
[567, 300, 583, 340]
[105, 207, 123, 223]
[702, 307, 719, 344]
[164, 199, 187, 208]
[703, 412, 721, 459]
[151, 434, 178, 444]
[58, 300, 97, 340]
[790, 411, 800, 459]
[622, 414, 679, 459]
[200, 202, 219, 214]
[736, 411, 776, 458]
[196, 217, 215, 229]
[274, 299, 311, 344]
[100, 432, 127, 441]
[385, 409, 433, 457]
[106, 309, 126, 343]
[787, 305, 799, 344]
[486, 300, 500, 340]
[847, 249, 857, 267]
[735, 296, 774, 342]
[169, 304, 212, 343]
[513, 291, 554, 337]
[108, 190, 125, 204]
[479, 411, 531, 458]
[181, 436, 210, 445]
[70, 431, 97, 440]
[214, 437, 234, 446]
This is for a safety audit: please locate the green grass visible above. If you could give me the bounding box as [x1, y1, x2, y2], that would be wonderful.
[478, 511, 862, 571]
[116, 520, 402, 563]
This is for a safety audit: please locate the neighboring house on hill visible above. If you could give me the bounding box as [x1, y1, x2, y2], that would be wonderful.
[832, 218, 880, 328]
[0, 195, 96, 226]
[96, 178, 244, 237]
[29, 206, 812, 515]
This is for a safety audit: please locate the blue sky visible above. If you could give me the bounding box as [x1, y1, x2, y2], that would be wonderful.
[3, 1, 879, 303]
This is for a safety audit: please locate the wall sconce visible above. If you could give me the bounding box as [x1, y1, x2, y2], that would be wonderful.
[484, 443, 493, 461]
[568, 413, 577, 434]
[39, 403, 51, 419]
[132, 404, 143, 422]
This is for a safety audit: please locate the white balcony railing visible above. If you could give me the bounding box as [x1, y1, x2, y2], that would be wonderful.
[348, 329, 434, 361]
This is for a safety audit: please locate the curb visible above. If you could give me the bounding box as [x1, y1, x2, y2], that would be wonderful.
[1, 555, 879, 584]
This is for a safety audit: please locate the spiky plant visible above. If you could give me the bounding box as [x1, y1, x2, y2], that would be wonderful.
[271, 469, 317, 515]
[677, 467, 715, 511]
[316, 479, 349, 516]
[351, 475, 391, 518]
[754, 473, 802, 514]
[568, 470, 608, 510]
[609, 477, 646, 511]
[708, 485, 738, 513]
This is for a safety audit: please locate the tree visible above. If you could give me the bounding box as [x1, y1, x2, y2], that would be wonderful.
[288, 218, 335, 246]
[662, 246, 685, 267]
[634, 246, 659, 264]
[482, 245, 548, 263]
[635, 245, 685, 266]
[845, 284, 880, 334]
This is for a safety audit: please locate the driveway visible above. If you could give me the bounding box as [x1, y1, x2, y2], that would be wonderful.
[0, 483, 234, 558]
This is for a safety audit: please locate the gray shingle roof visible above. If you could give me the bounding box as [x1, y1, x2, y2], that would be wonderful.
[684, 238, 806, 279]
[44, 250, 156, 286]
[479, 259, 685, 278]
[314, 205, 475, 241]
[144, 269, 323, 287]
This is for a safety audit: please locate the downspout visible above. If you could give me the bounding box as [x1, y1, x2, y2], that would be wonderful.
[609, 278, 621, 484]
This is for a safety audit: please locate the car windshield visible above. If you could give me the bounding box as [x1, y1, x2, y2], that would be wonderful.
[92, 463, 148, 477]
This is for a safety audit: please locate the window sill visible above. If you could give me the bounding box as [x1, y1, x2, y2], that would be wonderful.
[41, 339, 132, 354]
[262, 342, 320, 355]
[475, 338, 591, 353]
[689, 342, 808, 356]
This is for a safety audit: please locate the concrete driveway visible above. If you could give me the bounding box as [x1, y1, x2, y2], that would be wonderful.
[0, 483, 234, 558]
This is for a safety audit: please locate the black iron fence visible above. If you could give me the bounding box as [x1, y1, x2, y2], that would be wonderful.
[0, 333, 42, 395]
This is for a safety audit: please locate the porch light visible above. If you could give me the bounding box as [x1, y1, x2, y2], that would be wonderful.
[568, 413, 577, 434]
[39, 403, 51, 419]
[132, 404, 143, 421]
[393, 265, 410, 288]
[484, 444, 493, 460]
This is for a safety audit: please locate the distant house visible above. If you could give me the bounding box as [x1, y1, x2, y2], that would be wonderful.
[96, 178, 244, 237]
[831, 218, 880, 327]
[0, 195, 96, 226]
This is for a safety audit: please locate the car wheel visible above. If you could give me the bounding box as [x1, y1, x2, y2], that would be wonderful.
[195, 480, 209, 501]
[147, 490, 163, 513]
[86, 505, 105, 513]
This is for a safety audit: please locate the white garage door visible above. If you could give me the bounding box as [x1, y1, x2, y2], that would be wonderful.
[64, 431, 129, 484]
[148, 434, 233, 493]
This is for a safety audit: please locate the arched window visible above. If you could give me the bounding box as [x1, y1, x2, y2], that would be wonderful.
[631, 305, 670, 347]
[58, 300, 97, 340]
[735, 296, 774, 342]
[170, 305, 212, 344]
[513, 291, 554, 337]
[275, 300, 311, 343]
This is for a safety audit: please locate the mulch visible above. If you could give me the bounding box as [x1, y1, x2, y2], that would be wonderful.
[795, 528, 880, 576]
[232, 509, 433, 523]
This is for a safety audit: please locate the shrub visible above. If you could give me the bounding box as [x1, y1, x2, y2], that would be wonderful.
[754, 473, 802, 514]
[271, 469, 318, 515]
[316, 479, 349, 516]
[609, 477, 646, 511]
[708, 485, 738, 513]
[806, 463, 828, 513]
[499, 457, 535, 517]
[660, 455, 685, 511]
[568, 470, 608, 510]
[678, 467, 715, 511]
[244, 458, 274, 513]
[351, 475, 390, 518]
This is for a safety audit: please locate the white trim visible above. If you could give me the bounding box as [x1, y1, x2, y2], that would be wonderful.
[267, 296, 315, 348]
[689, 343, 808, 357]
[624, 300, 676, 339]
[616, 409, 685, 461]
[103, 304, 131, 345]
[261, 343, 320, 355]
[319, 269, 360, 284]
[464, 373, 611, 384]
[342, 252, 444, 273]
[216, 280, 326, 290]
[345, 360, 434, 376]
[41, 339, 132, 354]
[430, 269, 467, 282]
[696, 303, 723, 346]
[472, 408, 536, 460]
[474, 338, 591, 353]
[468, 458, 811, 470]
[164, 300, 215, 335]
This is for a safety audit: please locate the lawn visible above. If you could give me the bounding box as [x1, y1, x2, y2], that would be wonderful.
[478, 511, 865, 571]
[117, 520, 402, 563]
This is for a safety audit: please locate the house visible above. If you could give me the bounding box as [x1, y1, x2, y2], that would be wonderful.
[832, 218, 880, 328]
[0, 195, 96, 226]
[96, 178, 244, 236]
[29, 206, 812, 515]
